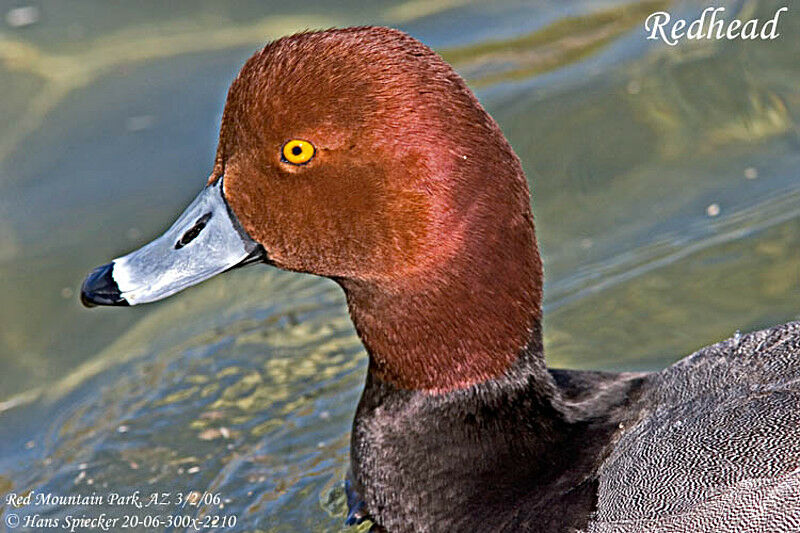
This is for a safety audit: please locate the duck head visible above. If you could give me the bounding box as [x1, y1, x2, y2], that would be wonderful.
[81, 27, 543, 393]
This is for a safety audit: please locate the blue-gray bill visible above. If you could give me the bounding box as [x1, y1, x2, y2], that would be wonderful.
[80, 178, 263, 307]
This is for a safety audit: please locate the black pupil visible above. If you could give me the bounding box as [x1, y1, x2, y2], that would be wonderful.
[291, 145, 303, 156]
[175, 212, 212, 249]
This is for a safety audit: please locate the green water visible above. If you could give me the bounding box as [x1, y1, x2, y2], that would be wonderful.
[1, 0, 799, 530]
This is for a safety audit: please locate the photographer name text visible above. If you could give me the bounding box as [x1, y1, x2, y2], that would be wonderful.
[3, 491, 237, 531]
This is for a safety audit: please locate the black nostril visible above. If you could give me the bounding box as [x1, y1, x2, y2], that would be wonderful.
[175, 212, 212, 250]
[80, 263, 128, 307]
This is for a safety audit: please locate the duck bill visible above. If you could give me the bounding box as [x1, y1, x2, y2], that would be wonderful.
[80, 178, 263, 307]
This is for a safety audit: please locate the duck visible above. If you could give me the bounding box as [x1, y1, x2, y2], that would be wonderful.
[80, 26, 800, 532]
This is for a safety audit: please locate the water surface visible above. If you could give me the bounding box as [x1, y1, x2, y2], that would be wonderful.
[1, 0, 799, 530]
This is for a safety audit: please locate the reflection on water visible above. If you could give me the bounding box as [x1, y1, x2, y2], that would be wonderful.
[441, 0, 669, 87]
[1, 0, 799, 530]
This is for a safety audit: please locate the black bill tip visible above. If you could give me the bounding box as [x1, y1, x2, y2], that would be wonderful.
[80, 263, 129, 307]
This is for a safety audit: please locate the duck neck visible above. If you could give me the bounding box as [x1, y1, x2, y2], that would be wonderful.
[339, 207, 548, 394]
[339, 179, 598, 529]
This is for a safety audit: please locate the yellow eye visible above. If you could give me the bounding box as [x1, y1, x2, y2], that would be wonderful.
[282, 139, 315, 165]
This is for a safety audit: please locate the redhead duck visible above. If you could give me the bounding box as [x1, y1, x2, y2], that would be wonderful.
[81, 27, 800, 532]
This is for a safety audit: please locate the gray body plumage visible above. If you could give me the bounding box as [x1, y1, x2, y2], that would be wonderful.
[587, 321, 800, 532]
